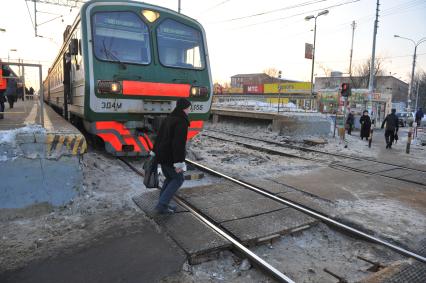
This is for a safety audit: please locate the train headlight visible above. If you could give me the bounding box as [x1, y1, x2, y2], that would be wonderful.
[142, 10, 160, 23]
[190, 86, 209, 97]
[97, 80, 122, 94]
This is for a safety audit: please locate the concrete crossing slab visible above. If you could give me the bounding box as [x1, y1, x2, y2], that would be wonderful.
[221, 208, 317, 245]
[378, 169, 426, 185]
[242, 178, 295, 194]
[192, 197, 286, 223]
[277, 191, 337, 216]
[337, 161, 398, 173]
[132, 191, 231, 264]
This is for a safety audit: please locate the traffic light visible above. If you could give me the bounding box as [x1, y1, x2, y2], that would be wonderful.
[278, 70, 282, 79]
[341, 83, 351, 97]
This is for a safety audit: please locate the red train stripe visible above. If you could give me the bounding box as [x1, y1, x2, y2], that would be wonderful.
[189, 121, 203, 129]
[187, 130, 200, 140]
[138, 137, 150, 151]
[144, 134, 153, 149]
[97, 133, 122, 151]
[96, 121, 131, 135]
[122, 81, 190, 97]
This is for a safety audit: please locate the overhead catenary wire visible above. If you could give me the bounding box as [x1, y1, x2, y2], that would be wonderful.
[200, 0, 233, 14]
[213, 0, 330, 23]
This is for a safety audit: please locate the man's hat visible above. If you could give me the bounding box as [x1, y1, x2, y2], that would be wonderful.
[176, 98, 191, 110]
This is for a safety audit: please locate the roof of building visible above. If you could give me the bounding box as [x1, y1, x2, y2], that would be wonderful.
[315, 75, 408, 85]
[231, 73, 298, 82]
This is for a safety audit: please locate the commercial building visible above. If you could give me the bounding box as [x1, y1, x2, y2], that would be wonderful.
[230, 73, 296, 88]
[314, 75, 408, 103]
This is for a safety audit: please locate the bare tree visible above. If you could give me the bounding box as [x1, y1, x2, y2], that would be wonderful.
[263, 67, 280, 78]
[414, 71, 426, 110]
[351, 57, 386, 88]
[317, 63, 332, 77]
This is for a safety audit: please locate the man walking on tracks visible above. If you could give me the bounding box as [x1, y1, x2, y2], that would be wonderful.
[381, 109, 399, 149]
[153, 98, 191, 214]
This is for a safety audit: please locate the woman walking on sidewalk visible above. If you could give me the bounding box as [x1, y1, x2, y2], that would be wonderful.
[360, 110, 372, 140]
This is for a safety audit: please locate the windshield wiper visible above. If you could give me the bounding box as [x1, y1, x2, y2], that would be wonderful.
[102, 40, 127, 70]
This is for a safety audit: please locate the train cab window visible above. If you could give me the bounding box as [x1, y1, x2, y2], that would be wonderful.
[92, 11, 151, 64]
[157, 19, 205, 69]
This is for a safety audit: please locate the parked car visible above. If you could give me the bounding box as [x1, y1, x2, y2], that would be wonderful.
[396, 112, 414, 127]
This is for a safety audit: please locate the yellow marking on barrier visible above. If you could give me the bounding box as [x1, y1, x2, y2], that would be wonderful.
[45, 133, 86, 156]
[72, 135, 82, 155]
[79, 138, 87, 154]
[55, 135, 66, 155]
[46, 134, 56, 154]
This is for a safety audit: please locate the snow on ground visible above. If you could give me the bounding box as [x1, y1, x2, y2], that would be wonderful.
[0, 151, 148, 273]
[1, 117, 425, 281]
[0, 125, 45, 145]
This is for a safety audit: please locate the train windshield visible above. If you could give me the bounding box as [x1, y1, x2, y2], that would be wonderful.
[157, 19, 205, 69]
[92, 11, 151, 64]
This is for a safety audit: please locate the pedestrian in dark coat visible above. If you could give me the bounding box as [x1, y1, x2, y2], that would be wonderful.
[5, 77, 17, 109]
[153, 98, 191, 214]
[415, 108, 424, 126]
[360, 110, 371, 140]
[381, 108, 399, 149]
[346, 111, 355, 135]
[0, 90, 5, 119]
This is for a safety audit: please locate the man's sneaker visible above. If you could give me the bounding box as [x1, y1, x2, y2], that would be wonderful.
[168, 203, 177, 211]
[155, 205, 175, 215]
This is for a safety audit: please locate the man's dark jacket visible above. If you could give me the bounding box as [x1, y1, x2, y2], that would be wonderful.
[153, 109, 189, 166]
[381, 113, 399, 131]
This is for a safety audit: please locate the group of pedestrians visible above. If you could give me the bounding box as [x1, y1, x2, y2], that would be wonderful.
[0, 66, 35, 119]
[345, 110, 372, 140]
[345, 108, 425, 149]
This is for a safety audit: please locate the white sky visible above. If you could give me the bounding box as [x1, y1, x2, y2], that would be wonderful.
[0, 0, 425, 87]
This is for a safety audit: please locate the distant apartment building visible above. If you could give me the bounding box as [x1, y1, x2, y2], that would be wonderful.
[230, 73, 296, 88]
[314, 75, 408, 103]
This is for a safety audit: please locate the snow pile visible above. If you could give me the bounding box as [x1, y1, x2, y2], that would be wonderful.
[214, 99, 316, 113]
[0, 125, 45, 145]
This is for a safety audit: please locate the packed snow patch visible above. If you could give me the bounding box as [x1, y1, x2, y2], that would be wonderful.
[0, 125, 45, 145]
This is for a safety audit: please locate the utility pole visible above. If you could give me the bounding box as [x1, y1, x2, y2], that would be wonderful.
[368, 0, 380, 113]
[415, 80, 420, 112]
[349, 21, 356, 77]
[178, 0, 181, 13]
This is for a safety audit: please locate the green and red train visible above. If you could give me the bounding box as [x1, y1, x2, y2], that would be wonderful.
[43, 0, 212, 156]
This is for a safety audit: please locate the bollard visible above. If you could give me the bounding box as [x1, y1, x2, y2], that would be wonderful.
[406, 128, 412, 154]
[368, 128, 374, 148]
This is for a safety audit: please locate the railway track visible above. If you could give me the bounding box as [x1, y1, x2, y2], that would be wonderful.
[202, 129, 426, 186]
[119, 157, 426, 283]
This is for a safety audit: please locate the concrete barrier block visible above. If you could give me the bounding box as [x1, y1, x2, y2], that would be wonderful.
[15, 133, 36, 144]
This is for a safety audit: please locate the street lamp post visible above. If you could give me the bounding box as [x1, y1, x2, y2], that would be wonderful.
[394, 35, 426, 112]
[305, 10, 329, 96]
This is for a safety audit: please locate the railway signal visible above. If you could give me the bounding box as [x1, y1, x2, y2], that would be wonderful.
[341, 83, 351, 97]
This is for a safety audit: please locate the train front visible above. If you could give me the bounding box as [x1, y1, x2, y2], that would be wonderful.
[81, 1, 212, 156]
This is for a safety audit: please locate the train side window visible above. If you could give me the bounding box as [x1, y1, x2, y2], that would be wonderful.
[156, 19, 205, 69]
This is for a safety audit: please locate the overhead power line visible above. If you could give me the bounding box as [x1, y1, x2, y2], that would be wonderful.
[213, 0, 330, 23]
[201, 0, 232, 14]
[29, 0, 86, 7]
[227, 0, 360, 29]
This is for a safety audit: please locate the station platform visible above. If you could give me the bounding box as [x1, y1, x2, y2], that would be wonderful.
[0, 97, 86, 209]
[211, 107, 331, 136]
